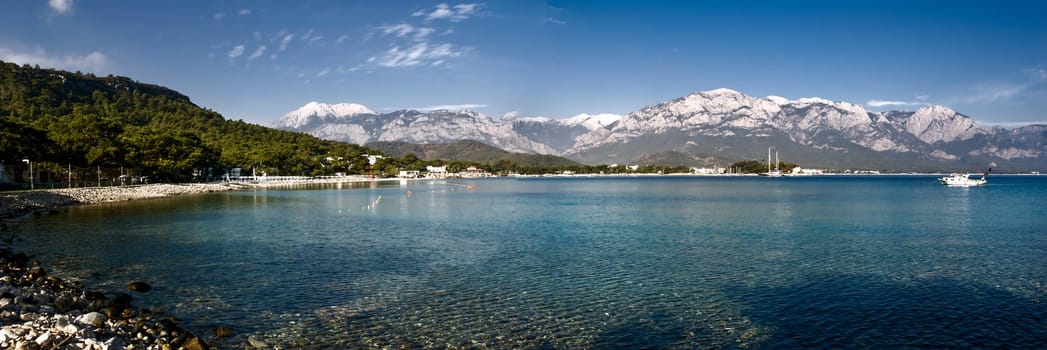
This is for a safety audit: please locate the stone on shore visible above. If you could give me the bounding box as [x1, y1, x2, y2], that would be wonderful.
[75, 312, 106, 328]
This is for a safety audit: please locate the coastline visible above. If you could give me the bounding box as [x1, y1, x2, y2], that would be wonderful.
[0, 176, 416, 221]
[0, 176, 417, 349]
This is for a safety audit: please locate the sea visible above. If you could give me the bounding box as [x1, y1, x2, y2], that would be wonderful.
[9, 175, 1047, 348]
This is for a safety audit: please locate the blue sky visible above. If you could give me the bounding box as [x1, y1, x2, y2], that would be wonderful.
[2, 1, 1045, 127]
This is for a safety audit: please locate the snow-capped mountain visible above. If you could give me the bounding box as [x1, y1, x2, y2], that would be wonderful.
[273, 105, 556, 154]
[274, 101, 376, 129]
[272, 90, 1046, 171]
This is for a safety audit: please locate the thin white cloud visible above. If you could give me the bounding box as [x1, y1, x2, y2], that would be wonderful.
[48, 0, 74, 14]
[279, 34, 293, 51]
[253, 32, 262, 41]
[867, 100, 927, 107]
[227, 44, 245, 60]
[1027, 66, 1047, 80]
[377, 24, 435, 41]
[954, 66, 1047, 105]
[545, 17, 567, 25]
[301, 29, 315, 41]
[375, 42, 462, 67]
[405, 104, 488, 112]
[961, 83, 1025, 104]
[975, 120, 1047, 128]
[308, 35, 324, 45]
[0, 47, 106, 72]
[414, 3, 483, 22]
[335, 35, 349, 44]
[247, 45, 266, 61]
[316, 68, 330, 77]
[213, 12, 226, 20]
[238, 9, 251, 16]
[415, 28, 436, 40]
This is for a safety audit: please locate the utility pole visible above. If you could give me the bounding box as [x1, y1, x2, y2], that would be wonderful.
[22, 159, 33, 190]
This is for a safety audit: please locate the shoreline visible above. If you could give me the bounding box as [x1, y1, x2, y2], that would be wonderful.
[0, 176, 417, 221]
[0, 176, 417, 349]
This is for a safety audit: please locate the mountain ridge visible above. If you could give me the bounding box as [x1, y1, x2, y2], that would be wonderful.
[272, 89, 1047, 172]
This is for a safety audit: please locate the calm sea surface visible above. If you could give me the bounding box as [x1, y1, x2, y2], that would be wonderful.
[10, 176, 1047, 348]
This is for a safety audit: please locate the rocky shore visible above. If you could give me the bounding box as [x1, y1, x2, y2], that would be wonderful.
[0, 178, 410, 349]
[0, 183, 249, 220]
[0, 243, 214, 350]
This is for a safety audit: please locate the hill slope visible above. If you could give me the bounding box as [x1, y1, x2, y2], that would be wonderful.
[0, 61, 373, 181]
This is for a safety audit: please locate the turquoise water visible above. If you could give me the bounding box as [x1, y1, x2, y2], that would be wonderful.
[10, 176, 1047, 348]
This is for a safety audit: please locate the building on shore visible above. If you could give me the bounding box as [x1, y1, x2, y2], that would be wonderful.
[790, 167, 825, 175]
[398, 170, 420, 178]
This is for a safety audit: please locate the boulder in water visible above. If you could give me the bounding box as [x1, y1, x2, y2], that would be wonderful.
[127, 281, 151, 293]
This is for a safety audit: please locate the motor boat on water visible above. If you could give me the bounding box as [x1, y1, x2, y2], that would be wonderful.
[938, 163, 994, 187]
[938, 173, 987, 186]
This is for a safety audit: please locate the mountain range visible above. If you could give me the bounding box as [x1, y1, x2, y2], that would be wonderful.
[272, 88, 1047, 172]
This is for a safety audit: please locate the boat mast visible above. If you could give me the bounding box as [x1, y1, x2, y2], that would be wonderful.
[767, 147, 772, 173]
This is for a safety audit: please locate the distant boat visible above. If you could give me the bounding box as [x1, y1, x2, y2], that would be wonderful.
[759, 147, 784, 177]
[938, 173, 986, 186]
[939, 163, 994, 187]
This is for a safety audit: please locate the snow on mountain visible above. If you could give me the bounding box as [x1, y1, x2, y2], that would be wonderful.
[765, 95, 791, 105]
[562, 113, 621, 130]
[898, 105, 986, 144]
[270, 88, 1046, 170]
[273, 101, 376, 129]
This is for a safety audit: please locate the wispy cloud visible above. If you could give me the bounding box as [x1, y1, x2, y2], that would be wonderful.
[545, 17, 567, 25]
[975, 120, 1047, 128]
[956, 66, 1047, 105]
[377, 24, 435, 41]
[413, 3, 483, 22]
[316, 68, 330, 77]
[867, 100, 928, 108]
[238, 9, 251, 16]
[960, 83, 1026, 104]
[402, 103, 488, 111]
[335, 35, 349, 44]
[375, 43, 462, 67]
[48, 0, 74, 14]
[247, 45, 266, 61]
[279, 34, 293, 51]
[213, 12, 226, 20]
[0, 47, 106, 72]
[1025, 65, 1047, 80]
[227, 44, 244, 60]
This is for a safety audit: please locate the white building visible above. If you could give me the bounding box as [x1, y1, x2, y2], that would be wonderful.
[426, 165, 449, 178]
[690, 166, 725, 175]
[791, 167, 825, 175]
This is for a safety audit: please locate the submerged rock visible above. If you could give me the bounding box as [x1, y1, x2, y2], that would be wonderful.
[127, 281, 151, 293]
[215, 326, 235, 338]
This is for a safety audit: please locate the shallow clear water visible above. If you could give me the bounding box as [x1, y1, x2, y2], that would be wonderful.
[9, 176, 1047, 348]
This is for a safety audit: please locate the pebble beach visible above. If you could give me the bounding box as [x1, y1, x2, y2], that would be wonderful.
[0, 178, 400, 349]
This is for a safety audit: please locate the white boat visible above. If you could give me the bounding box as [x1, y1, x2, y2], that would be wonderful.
[759, 147, 784, 177]
[938, 163, 994, 186]
[938, 173, 986, 186]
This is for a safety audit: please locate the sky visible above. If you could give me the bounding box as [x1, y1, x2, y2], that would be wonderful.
[1, 0, 1045, 127]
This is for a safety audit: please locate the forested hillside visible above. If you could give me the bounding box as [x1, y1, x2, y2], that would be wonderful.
[0, 61, 373, 182]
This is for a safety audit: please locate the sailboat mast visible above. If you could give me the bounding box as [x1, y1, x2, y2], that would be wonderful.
[767, 147, 772, 173]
